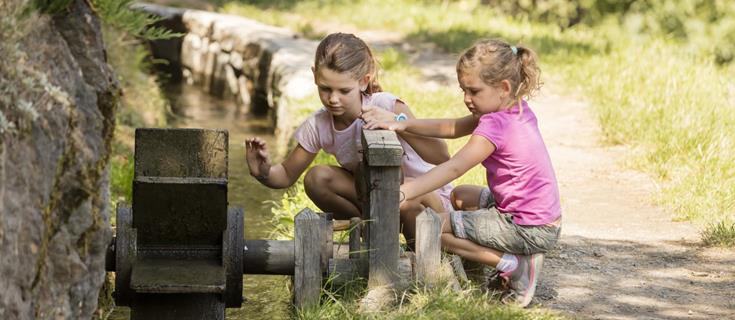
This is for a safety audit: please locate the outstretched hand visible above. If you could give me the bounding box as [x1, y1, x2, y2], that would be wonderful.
[244, 137, 271, 180]
[361, 105, 407, 131]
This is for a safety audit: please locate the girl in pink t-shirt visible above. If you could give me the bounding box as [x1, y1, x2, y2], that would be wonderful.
[245, 33, 452, 246]
[365, 39, 561, 307]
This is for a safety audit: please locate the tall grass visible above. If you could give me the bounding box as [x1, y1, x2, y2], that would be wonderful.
[561, 36, 735, 239]
[298, 283, 564, 320]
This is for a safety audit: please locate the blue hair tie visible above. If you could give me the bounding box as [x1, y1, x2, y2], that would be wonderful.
[510, 46, 518, 55]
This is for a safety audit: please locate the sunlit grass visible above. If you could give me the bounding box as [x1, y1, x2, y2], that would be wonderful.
[295, 281, 565, 320]
[560, 37, 735, 228]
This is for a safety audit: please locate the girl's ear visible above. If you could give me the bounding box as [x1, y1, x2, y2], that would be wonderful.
[359, 74, 371, 92]
[311, 66, 317, 80]
[500, 79, 512, 97]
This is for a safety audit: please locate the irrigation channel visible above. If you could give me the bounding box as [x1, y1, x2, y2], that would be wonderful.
[109, 82, 292, 319]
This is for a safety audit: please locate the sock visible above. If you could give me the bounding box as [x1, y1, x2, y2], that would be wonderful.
[496, 253, 518, 273]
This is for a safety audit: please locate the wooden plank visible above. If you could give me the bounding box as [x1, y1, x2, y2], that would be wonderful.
[361, 130, 403, 167]
[349, 217, 362, 259]
[333, 220, 351, 231]
[223, 207, 244, 307]
[134, 128, 228, 179]
[328, 256, 414, 288]
[321, 212, 333, 275]
[114, 204, 136, 307]
[132, 178, 227, 247]
[361, 130, 401, 289]
[415, 208, 442, 287]
[293, 208, 322, 308]
[130, 258, 225, 293]
[243, 240, 294, 275]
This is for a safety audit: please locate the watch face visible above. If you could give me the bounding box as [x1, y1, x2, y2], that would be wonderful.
[396, 113, 408, 121]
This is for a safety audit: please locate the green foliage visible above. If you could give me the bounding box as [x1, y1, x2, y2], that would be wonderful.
[31, 0, 73, 14]
[104, 25, 171, 128]
[701, 219, 735, 247]
[91, 0, 180, 40]
[109, 139, 134, 213]
[298, 283, 565, 320]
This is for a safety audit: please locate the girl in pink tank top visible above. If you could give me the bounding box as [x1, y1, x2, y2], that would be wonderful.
[245, 33, 452, 248]
[366, 39, 561, 308]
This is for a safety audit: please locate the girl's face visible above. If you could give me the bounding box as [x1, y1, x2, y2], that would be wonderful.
[457, 68, 512, 116]
[313, 67, 368, 117]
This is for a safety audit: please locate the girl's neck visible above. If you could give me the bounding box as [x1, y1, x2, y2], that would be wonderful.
[332, 107, 362, 130]
[499, 98, 522, 112]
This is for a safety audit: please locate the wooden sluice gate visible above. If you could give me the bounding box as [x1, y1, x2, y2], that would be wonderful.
[105, 128, 445, 318]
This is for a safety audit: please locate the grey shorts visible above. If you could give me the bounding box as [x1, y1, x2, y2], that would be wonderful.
[450, 188, 560, 255]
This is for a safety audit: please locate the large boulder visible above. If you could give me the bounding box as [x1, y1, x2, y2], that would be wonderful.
[0, 0, 117, 319]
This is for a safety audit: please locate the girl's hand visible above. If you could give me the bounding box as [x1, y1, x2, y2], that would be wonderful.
[244, 137, 271, 180]
[363, 119, 407, 132]
[361, 105, 397, 125]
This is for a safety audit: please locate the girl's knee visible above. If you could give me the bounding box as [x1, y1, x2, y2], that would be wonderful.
[450, 184, 483, 210]
[304, 165, 334, 188]
[399, 198, 423, 217]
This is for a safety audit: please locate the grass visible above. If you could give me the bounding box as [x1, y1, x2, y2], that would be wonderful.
[297, 282, 564, 320]
[220, 0, 735, 245]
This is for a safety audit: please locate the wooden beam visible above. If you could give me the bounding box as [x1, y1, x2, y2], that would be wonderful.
[293, 208, 322, 308]
[415, 207, 442, 287]
[349, 217, 362, 259]
[360, 130, 402, 289]
[321, 212, 334, 275]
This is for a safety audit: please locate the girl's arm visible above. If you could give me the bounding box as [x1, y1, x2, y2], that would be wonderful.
[401, 135, 495, 201]
[392, 102, 449, 164]
[366, 114, 479, 139]
[245, 137, 316, 189]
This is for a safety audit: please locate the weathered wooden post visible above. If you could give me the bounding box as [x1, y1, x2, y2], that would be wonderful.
[359, 130, 403, 289]
[348, 217, 362, 259]
[294, 208, 323, 308]
[415, 208, 442, 287]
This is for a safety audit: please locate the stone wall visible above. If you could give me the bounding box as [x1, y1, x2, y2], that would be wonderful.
[135, 3, 317, 141]
[0, 0, 117, 319]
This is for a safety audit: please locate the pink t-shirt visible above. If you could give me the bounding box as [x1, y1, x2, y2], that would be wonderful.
[472, 101, 561, 226]
[294, 92, 452, 206]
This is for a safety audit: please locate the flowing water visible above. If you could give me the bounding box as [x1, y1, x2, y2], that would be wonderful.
[109, 82, 292, 319]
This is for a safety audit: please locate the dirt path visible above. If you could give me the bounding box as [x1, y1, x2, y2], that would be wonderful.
[358, 32, 735, 319]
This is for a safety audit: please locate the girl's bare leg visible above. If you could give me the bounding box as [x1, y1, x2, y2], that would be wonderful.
[400, 190, 446, 249]
[303, 165, 360, 220]
[451, 184, 487, 211]
[438, 211, 504, 267]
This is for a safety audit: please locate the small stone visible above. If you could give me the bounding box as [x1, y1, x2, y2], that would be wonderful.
[691, 271, 709, 277]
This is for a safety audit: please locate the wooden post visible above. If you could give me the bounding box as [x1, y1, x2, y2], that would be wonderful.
[360, 130, 403, 289]
[348, 217, 362, 259]
[321, 212, 334, 275]
[415, 208, 442, 287]
[294, 208, 322, 308]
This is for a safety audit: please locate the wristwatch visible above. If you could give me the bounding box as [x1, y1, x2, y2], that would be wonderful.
[394, 112, 408, 122]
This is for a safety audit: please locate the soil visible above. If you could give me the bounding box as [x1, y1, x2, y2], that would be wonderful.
[356, 31, 735, 320]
